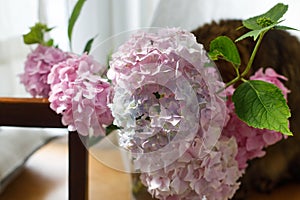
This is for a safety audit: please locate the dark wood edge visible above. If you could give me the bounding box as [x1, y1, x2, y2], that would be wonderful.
[0, 97, 89, 200]
[0, 97, 63, 128]
[69, 132, 89, 200]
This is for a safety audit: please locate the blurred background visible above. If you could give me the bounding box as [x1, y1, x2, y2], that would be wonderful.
[1, 0, 299, 97]
[1, 1, 300, 199]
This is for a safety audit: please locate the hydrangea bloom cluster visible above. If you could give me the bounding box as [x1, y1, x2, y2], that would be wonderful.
[109, 29, 227, 154]
[222, 68, 289, 169]
[48, 53, 113, 136]
[20, 25, 290, 200]
[108, 28, 242, 199]
[20, 45, 70, 97]
[140, 136, 242, 200]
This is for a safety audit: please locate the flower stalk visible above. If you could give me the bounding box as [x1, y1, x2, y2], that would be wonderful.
[241, 31, 266, 78]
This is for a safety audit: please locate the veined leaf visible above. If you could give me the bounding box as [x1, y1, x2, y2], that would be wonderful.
[243, 3, 288, 30]
[232, 80, 292, 136]
[208, 36, 241, 66]
[68, 0, 86, 48]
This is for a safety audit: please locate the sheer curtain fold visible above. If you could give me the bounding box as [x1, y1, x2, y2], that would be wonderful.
[0, 0, 159, 96]
[2, 0, 300, 97]
[0, 0, 39, 97]
[151, 0, 300, 39]
[70, 0, 159, 54]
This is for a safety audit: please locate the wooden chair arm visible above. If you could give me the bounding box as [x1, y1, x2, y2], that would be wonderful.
[0, 97, 88, 200]
[0, 97, 64, 128]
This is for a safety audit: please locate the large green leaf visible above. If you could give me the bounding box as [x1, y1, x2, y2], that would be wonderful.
[243, 3, 288, 30]
[68, 0, 86, 47]
[208, 36, 241, 66]
[232, 80, 292, 136]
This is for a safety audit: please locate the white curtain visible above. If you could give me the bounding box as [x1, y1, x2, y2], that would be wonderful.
[2, 0, 299, 97]
[0, 0, 39, 97]
[41, 0, 159, 53]
[151, 0, 300, 38]
[0, 0, 159, 97]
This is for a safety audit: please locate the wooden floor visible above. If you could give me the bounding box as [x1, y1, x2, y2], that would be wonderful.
[0, 136, 131, 200]
[0, 136, 300, 200]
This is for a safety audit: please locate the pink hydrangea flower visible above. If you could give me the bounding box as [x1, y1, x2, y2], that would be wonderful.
[222, 68, 289, 169]
[109, 28, 241, 199]
[140, 136, 242, 200]
[20, 44, 70, 97]
[48, 53, 113, 136]
[109, 28, 227, 153]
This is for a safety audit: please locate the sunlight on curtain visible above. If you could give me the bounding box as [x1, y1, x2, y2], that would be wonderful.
[0, 0, 159, 96]
[151, 0, 300, 38]
[0, 0, 38, 96]
[3, 0, 300, 97]
[66, 0, 160, 54]
[39, 0, 69, 51]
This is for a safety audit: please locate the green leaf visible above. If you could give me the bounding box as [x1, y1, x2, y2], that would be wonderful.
[68, 0, 86, 48]
[45, 27, 55, 32]
[46, 39, 54, 46]
[275, 25, 299, 31]
[208, 36, 241, 66]
[235, 23, 277, 42]
[83, 37, 96, 54]
[23, 23, 50, 45]
[235, 30, 261, 42]
[232, 80, 292, 135]
[243, 3, 288, 30]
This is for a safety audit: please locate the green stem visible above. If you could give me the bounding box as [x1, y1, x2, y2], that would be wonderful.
[217, 64, 240, 94]
[225, 75, 239, 88]
[241, 77, 248, 83]
[241, 31, 266, 77]
[224, 31, 267, 89]
[225, 65, 241, 88]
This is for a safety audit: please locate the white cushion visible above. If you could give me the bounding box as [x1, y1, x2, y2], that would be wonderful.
[0, 127, 65, 193]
